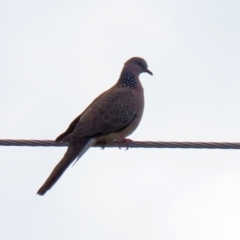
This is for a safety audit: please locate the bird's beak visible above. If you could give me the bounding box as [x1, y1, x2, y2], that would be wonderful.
[145, 68, 153, 75]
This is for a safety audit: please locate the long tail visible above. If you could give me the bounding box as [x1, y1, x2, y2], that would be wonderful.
[37, 139, 95, 195]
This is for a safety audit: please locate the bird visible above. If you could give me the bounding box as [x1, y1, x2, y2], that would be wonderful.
[37, 57, 153, 195]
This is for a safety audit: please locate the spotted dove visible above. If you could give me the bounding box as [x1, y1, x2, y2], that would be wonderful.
[37, 57, 153, 195]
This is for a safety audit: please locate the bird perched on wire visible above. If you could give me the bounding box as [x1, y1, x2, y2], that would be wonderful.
[37, 57, 153, 195]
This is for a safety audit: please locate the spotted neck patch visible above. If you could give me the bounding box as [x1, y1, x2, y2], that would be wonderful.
[117, 71, 137, 89]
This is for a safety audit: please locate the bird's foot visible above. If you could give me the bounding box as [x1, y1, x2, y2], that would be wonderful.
[115, 138, 133, 150]
[98, 142, 107, 150]
[98, 141, 112, 150]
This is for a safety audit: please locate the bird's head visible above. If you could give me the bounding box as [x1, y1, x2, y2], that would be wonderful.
[124, 57, 153, 76]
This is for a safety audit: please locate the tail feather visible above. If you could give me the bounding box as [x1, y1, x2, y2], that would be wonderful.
[37, 140, 90, 195]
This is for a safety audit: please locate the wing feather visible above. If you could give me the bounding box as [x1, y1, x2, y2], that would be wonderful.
[71, 88, 137, 140]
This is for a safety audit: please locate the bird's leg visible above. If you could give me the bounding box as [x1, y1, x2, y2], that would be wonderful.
[115, 138, 133, 150]
[97, 141, 109, 150]
[100, 142, 107, 150]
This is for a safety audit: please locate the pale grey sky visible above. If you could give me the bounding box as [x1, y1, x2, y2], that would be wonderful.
[1, 1, 240, 239]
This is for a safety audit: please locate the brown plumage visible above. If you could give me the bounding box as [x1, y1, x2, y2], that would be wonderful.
[37, 57, 153, 195]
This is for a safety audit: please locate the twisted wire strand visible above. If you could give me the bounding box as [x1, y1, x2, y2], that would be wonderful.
[0, 139, 240, 149]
